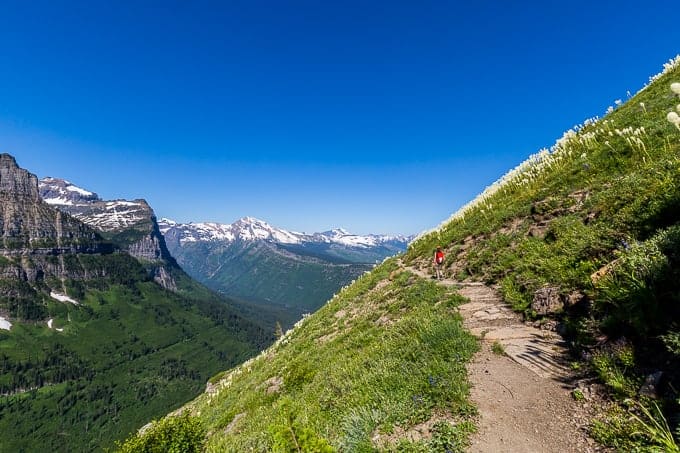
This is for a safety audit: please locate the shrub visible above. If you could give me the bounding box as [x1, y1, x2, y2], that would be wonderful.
[270, 400, 334, 453]
[595, 225, 680, 339]
[115, 413, 206, 453]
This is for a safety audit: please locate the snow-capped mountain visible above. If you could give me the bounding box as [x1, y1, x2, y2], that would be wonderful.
[39, 178, 151, 232]
[158, 217, 412, 249]
[159, 217, 412, 321]
[159, 217, 302, 244]
[39, 177, 178, 289]
[39, 177, 100, 206]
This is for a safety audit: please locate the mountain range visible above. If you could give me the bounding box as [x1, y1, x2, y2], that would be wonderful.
[38, 176, 412, 328]
[159, 217, 411, 327]
[0, 155, 270, 452]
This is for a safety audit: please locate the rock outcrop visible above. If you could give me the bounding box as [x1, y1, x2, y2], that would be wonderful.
[0, 154, 107, 254]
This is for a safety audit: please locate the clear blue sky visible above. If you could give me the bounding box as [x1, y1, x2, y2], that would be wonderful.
[1, 1, 678, 235]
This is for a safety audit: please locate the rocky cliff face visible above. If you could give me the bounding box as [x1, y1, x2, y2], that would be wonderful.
[0, 154, 107, 254]
[0, 154, 122, 320]
[39, 177, 178, 290]
[0, 154, 40, 201]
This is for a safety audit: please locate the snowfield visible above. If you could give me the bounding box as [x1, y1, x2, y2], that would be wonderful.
[47, 318, 64, 332]
[43, 196, 75, 206]
[0, 316, 11, 331]
[66, 184, 94, 196]
[50, 291, 80, 305]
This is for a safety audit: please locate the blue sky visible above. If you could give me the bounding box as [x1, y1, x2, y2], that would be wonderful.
[1, 1, 678, 235]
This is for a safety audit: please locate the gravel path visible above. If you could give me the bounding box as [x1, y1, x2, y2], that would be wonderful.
[405, 264, 606, 452]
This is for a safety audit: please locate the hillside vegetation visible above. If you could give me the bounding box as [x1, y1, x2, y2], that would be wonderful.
[0, 262, 270, 452]
[406, 57, 680, 450]
[120, 56, 680, 451]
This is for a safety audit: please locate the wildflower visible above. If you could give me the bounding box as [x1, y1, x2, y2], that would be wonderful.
[672, 82, 680, 95]
[607, 106, 614, 114]
[614, 99, 622, 106]
[640, 102, 646, 112]
[642, 55, 680, 91]
[667, 111, 680, 130]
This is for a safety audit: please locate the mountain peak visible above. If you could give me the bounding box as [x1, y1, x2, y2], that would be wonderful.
[0, 153, 18, 167]
[39, 177, 100, 206]
[326, 227, 351, 235]
[235, 216, 267, 226]
[0, 153, 40, 201]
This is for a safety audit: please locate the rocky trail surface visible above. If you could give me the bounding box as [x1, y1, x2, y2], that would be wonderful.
[404, 263, 607, 452]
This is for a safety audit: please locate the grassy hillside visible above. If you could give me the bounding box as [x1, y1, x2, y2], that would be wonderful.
[405, 58, 680, 449]
[119, 261, 478, 452]
[120, 56, 680, 452]
[0, 254, 271, 452]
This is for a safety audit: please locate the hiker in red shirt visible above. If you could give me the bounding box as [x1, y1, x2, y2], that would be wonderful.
[433, 246, 445, 280]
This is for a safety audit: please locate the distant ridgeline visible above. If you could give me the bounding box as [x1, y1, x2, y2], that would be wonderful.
[0, 154, 270, 452]
[121, 56, 680, 452]
[159, 217, 412, 328]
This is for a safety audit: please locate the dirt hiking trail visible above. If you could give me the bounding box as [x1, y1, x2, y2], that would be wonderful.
[405, 264, 607, 452]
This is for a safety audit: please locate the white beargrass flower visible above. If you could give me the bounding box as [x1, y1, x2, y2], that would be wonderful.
[615, 99, 622, 106]
[672, 82, 680, 95]
[416, 55, 680, 242]
[641, 55, 680, 92]
[668, 112, 680, 131]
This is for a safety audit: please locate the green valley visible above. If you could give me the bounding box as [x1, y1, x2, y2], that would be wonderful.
[160, 218, 409, 329]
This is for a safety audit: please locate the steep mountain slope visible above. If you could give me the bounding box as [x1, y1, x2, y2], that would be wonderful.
[39, 177, 179, 290]
[0, 155, 270, 452]
[159, 217, 410, 327]
[121, 56, 680, 451]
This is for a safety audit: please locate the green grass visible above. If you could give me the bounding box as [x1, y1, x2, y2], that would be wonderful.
[491, 341, 505, 356]
[121, 259, 479, 451]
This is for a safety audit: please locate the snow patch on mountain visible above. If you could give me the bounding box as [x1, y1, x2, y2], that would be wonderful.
[50, 291, 80, 305]
[46, 318, 64, 332]
[39, 177, 151, 232]
[44, 197, 75, 206]
[0, 316, 11, 331]
[82, 201, 149, 231]
[39, 177, 99, 206]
